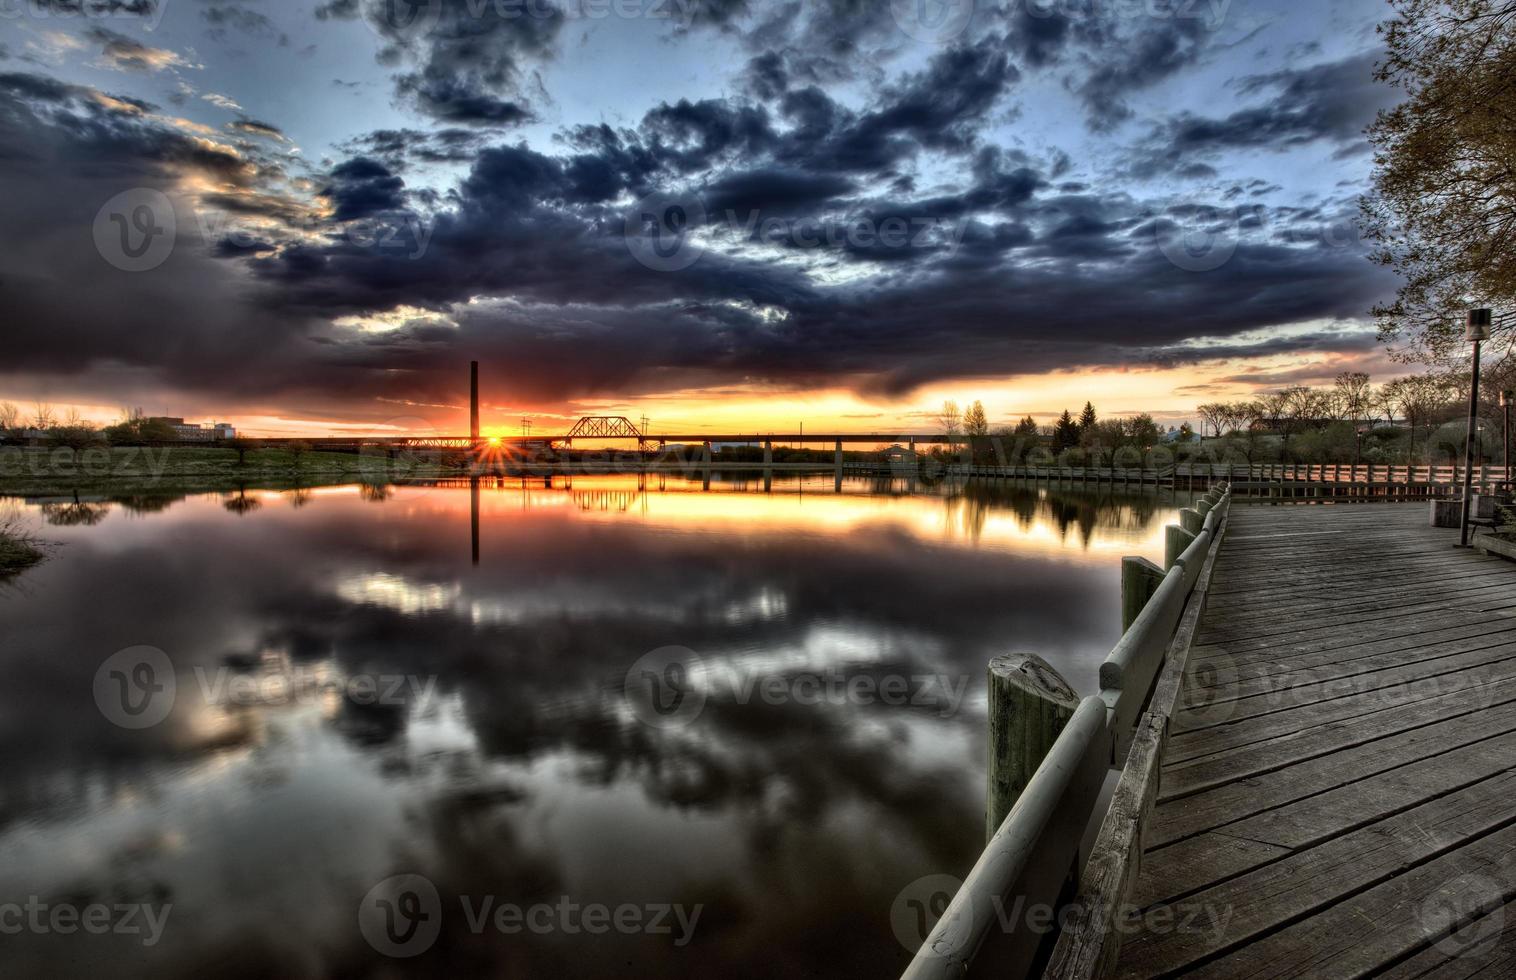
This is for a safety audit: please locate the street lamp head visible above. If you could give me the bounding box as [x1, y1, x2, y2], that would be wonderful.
[1503, 390, 1515, 407]
[1466, 308, 1492, 342]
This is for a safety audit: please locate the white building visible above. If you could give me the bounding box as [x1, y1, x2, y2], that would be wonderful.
[149, 417, 236, 441]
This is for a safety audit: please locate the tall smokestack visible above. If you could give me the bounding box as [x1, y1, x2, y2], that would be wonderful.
[470, 361, 480, 440]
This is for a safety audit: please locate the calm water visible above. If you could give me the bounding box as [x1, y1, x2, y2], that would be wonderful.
[0, 475, 1178, 978]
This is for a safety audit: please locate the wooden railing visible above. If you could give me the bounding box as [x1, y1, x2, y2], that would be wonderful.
[899, 485, 1233, 979]
[913, 461, 1511, 496]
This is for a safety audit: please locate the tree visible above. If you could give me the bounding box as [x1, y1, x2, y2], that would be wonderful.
[1178, 421, 1196, 442]
[1078, 401, 1097, 433]
[226, 437, 256, 467]
[937, 400, 962, 440]
[1125, 413, 1162, 449]
[1053, 409, 1079, 450]
[1332, 372, 1373, 422]
[32, 403, 54, 430]
[1363, 0, 1516, 366]
[962, 400, 989, 436]
[1387, 373, 1456, 461]
[0, 402, 17, 434]
[1196, 403, 1226, 438]
[104, 408, 179, 444]
[1013, 415, 1040, 437]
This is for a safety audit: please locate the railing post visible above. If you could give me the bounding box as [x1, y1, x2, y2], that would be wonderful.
[987, 654, 1080, 841]
[1166, 524, 1197, 568]
[1121, 556, 1165, 631]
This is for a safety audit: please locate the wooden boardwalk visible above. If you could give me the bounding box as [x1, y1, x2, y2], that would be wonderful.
[1115, 504, 1516, 978]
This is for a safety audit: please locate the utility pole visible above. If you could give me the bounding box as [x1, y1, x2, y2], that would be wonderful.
[521, 418, 531, 439]
[1460, 309, 1491, 547]
[469, 361, 480, 442]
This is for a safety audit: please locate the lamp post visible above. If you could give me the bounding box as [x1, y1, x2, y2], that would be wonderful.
[1502, 389, 1513, 492]
[1459, 309, 1491, 547]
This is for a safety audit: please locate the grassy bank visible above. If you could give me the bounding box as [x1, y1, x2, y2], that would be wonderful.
[0, 445, 456, 497]
[0, 519, 44, 577]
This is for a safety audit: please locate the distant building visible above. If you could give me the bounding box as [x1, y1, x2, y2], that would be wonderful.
[148, 417, 236, 441]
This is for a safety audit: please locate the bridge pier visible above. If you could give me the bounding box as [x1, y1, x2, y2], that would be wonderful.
[763, 440, 772, 493]
[702, 441, 712, 491]
[834, 440, 843, 492]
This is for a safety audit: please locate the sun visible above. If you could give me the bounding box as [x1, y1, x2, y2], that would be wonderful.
[487, 436, 502, 447]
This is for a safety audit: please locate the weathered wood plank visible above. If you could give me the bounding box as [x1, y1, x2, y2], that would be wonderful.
[1135, 726, 1516, 907]
[1116, 771, 1516, 976]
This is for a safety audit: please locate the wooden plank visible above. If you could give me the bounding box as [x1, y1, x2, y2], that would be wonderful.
[1148, 686, 1516, 847]
[1160, 674, 1516, 799]
[1181, 624, 1516, 701]
[1174, 820, 1516, 978]
[1115, 771, 1516, 976]
[1376, 899, 1516, 978]
[1165, 647, 1516, 757]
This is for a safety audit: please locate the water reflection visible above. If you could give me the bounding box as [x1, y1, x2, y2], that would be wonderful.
[0, 476, 1182, 978]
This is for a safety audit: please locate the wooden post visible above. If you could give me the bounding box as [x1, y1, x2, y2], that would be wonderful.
[987, 653, 1080, 841]
[1121, 556, 1165, 632]
[1166, 525, 1196, 569]
[1179, 507, 1203, 535]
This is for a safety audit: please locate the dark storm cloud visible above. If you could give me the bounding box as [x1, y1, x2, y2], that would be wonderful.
[1128, 51, 1395, 177]
[33, 0, 156, 14]
[0, 4, 1402, 417]
[202, 2, 286, 43]
[318, 0, 564, 125]
[320, 156, 406, 219]
[1075, 17, 1211, 131]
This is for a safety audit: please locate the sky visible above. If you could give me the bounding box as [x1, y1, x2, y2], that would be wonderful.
[0, 0, 1408, 436]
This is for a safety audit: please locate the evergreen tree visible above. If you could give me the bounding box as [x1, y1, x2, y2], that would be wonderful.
[1078, 401, 1097, 432]
[1053, 410, 1079, 450]
[1013, 415, 1039, 437]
